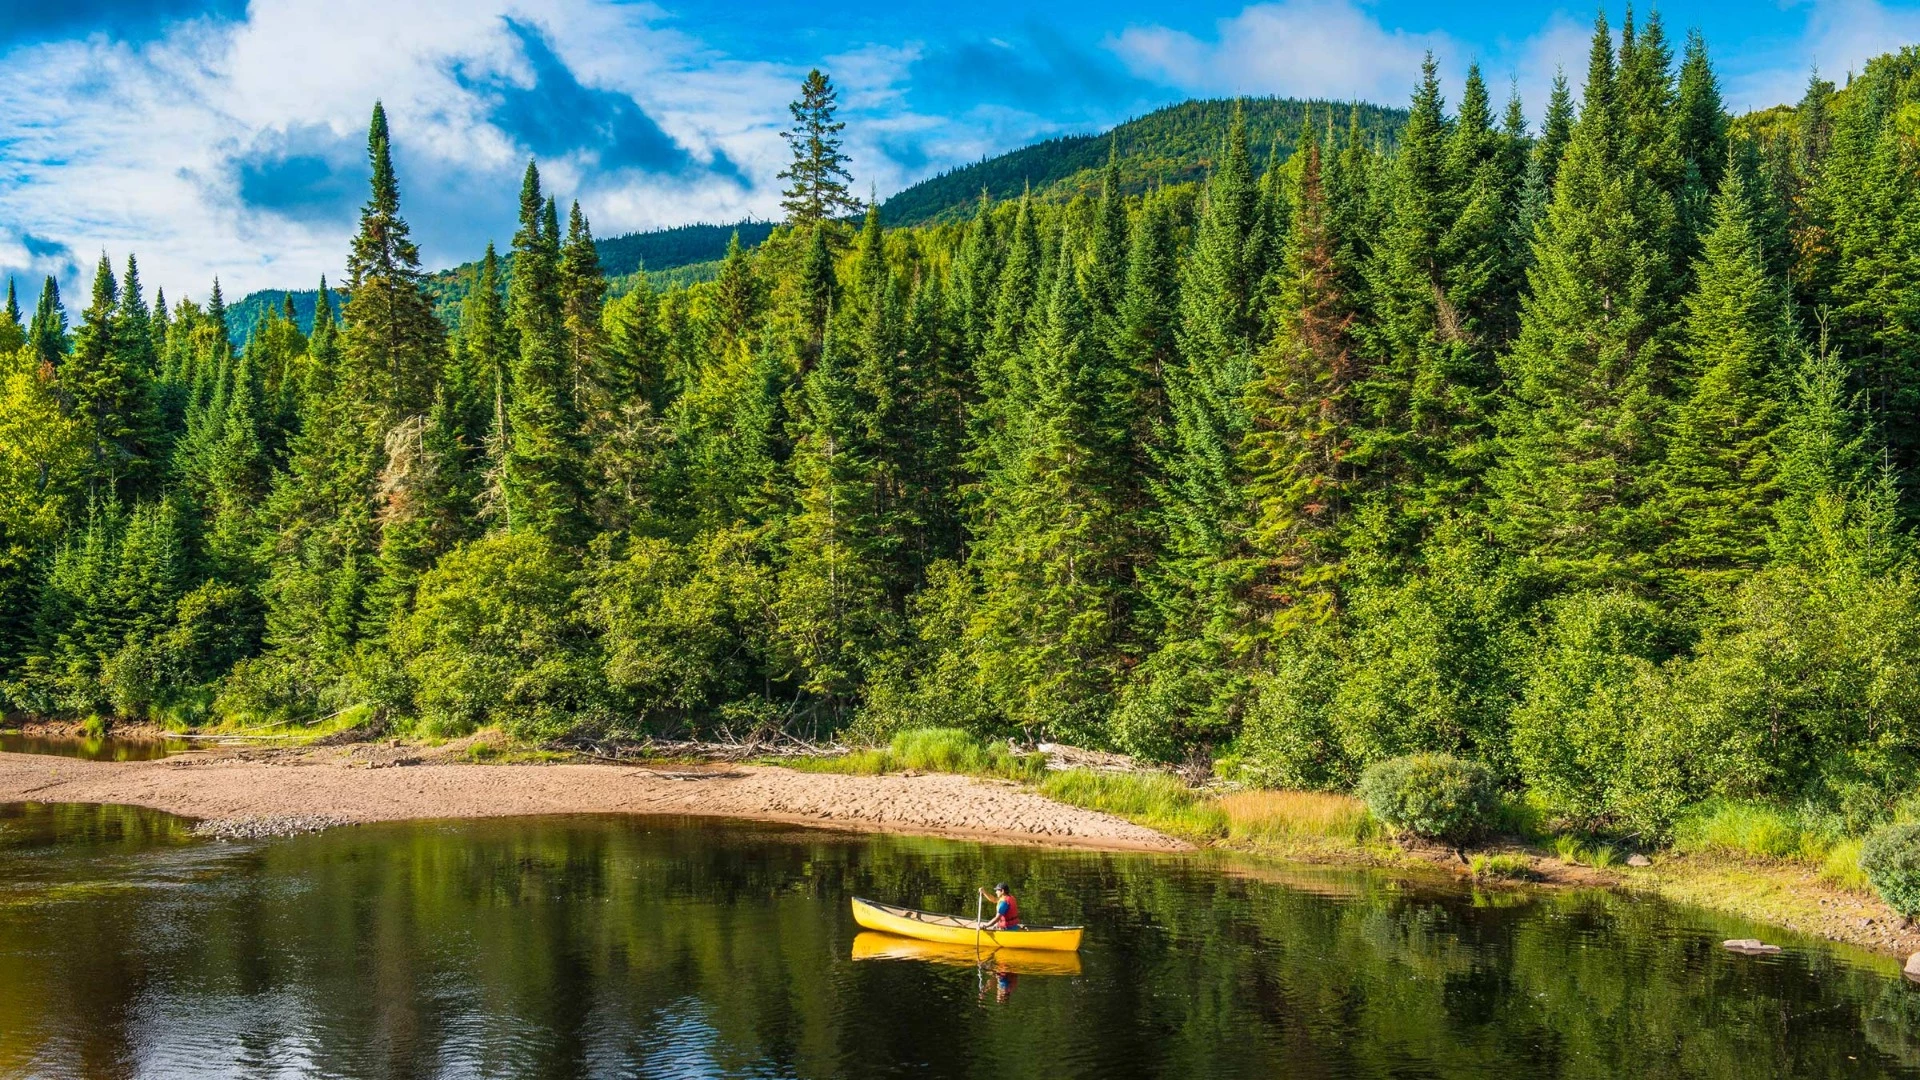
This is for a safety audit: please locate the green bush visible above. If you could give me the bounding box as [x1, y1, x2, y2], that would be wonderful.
[394, 534, 608, 738]
[1860, 821, 1920, 918]
[1356, 753, 1499, 845]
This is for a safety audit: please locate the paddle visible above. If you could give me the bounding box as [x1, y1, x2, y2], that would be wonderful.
[975, 889, 984, 956]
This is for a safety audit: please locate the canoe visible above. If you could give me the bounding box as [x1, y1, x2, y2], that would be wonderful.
[849, 897, 1084, 952]
[851, 931, 1083, 976]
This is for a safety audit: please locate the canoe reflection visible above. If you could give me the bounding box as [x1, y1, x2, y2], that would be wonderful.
[850, 931, 1084, 977]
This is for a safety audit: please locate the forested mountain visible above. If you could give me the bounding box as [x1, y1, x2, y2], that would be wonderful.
[229, 219, 778, 340]
[7, 23, 1920, 847]
[878, 96, 1407, 225]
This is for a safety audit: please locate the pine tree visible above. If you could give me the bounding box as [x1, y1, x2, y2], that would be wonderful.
[64, 254, 155, 497]
[1240, 122, 1363, 634]
[1658, 169, 1786, 592]
[560, 200, 606, 406]
[339, 102, 445, 427]
[710, 231, 763, 350]
[1150, 102, 1274, 642]
[1488, 14, 1679, 588]
[502, 162, 590, 544]
[967, 238, 1133, 742]
[0, 279, 24, 355]
[28, 277, 66, 373]
[778, 70, 861, 226]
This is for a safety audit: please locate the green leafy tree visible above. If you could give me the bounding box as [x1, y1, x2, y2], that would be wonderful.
[502, 163, 590, 544]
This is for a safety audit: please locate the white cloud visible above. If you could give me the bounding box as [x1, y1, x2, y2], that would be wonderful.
[1725, 0, 1920, 112]
[1108, 0, 1454, 104]
[0, 0, 804, 303]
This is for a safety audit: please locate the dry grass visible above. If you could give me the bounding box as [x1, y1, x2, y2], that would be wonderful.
[1217, 790, 1375, 844]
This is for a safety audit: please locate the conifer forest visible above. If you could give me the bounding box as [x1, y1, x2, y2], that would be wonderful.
[9, 16, 1920, 842]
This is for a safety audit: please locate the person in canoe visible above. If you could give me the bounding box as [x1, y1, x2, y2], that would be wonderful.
[978, 883, 1022, 931]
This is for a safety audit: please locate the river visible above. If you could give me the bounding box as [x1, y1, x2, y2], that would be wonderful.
[0, 802, 1914, 1079]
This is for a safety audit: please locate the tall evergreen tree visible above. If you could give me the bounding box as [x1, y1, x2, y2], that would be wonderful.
[502, 162, 590, 544]
[1240, 122, 1364, 633]
[778, 69, 861, 226]
[1152, 103, 1272, 642]
[967, 238, 1134, 742]
[0, 279, 24, 355]
[1658, 169, 1786, 592]
[339, 103, 444, 427]
[28, 277, 66, 373]
[64, 254, 155, 497]
[1489, 14, 1680, 588]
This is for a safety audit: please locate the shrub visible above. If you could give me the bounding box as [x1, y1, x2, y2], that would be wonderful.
[395, 534, 608, 738]
[1860, 821, 1920, 918]
[1356, 753, 1499, 845]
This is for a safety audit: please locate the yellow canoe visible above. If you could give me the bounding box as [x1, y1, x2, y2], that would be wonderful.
[851, 932, 1084, 976]
[849, 897, 1084, 952]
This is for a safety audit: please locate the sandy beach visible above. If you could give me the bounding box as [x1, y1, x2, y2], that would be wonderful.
[0, 744, 1189, 852]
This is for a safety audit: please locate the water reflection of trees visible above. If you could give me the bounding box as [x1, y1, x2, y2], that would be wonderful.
[0, 807, 1912, 1079]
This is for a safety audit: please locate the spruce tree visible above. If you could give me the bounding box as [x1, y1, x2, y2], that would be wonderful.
[1488, 14, 1680, 588]
[0, 280, 24, 355]
[1240, 122, 1363, 633]
[778, 69, 861, 226]
[710, 231, 763, 350]
[28, 276, 66, 372]
[775, 321, 891, 710]
[1152, 103, 1271, 640]
[339, 103, 445, 427]
[1659, 169, 1786, 592]
[967, 238, 1133, 742]
[64, 254, 155, 497]
[502, 162, 590, 544]
[1674, 29, 1729, 252]
[560, 200, 606, 405]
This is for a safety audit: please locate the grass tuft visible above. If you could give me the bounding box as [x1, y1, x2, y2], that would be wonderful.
[783, 728, 1046, 782]
[1036, 769, 1227, 840]
[1216, 790, 1375, 844]
[1469, 853, 1536, 881]
[1819, 837, 1873, 893]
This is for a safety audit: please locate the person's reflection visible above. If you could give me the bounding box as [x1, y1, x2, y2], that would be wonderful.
[979, 965, 1018, 1002]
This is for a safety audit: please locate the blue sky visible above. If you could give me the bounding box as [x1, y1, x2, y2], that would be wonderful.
[1, 0, 1914, 306]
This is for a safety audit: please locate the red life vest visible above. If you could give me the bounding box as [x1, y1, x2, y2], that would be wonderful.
[997, 893, 1021, 928]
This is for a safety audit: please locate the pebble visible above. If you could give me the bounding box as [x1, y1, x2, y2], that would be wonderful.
[1625, 854, 1651, 868]
[192, 815, 350, 840]
[1906, 952, 1920, 982]
[1723, 939, 1783, 955]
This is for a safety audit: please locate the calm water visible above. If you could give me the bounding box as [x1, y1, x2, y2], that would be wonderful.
[0, 733, 188, 760]
[1, 803, 1917, 1080]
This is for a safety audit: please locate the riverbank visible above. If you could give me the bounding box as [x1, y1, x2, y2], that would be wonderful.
[0, 742, 1186, 852]
[3, 736, 1915, 961]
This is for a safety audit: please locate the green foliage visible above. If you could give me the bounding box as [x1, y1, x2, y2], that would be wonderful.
[1355, 752, 1499, 844]
[1859, 821, 1920, 918]
[13, 29, 1920, 875]
[393, 532, 606, 738]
